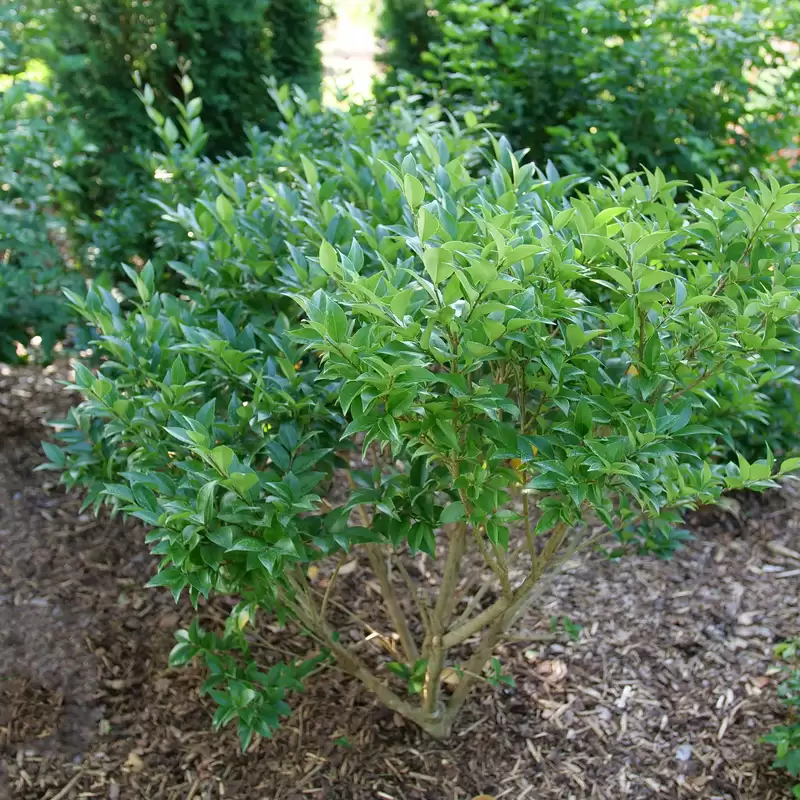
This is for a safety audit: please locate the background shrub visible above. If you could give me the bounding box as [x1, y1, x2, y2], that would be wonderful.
[764, 639, 800, 797]
[44, 0, 324, 230]
[377, 0, 436, 74]
[49, 0, 308, 158]
[1, 0, 93, 363]
[379, 0, 800, 182]
[0, 85, 89, 362]
[267, 0, 325, 96]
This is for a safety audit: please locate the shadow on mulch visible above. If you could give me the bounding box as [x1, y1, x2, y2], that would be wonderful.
[1, 364, 797, 800]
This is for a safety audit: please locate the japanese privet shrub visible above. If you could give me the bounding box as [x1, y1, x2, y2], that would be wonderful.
[46, 117, 800, 743]
[379, 0, 800, 182]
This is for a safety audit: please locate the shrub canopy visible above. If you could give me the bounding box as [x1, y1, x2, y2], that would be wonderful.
[46, 91, 800, 740]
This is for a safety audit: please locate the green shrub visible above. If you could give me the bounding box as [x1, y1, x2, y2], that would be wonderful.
[75, 69, 215, 283]
[44, 0, 324, 230]
[764, 639, 800, 797]
[380, 0, 800, 182]
[44, 100, 800, 745]
[377, 0, 436, 74]
[48, 0, 312, 158]
[0, 3, 93, 363]
[267, 0, 324, 97]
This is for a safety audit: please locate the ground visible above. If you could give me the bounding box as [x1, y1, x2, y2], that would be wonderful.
[1, 364, 798, 800]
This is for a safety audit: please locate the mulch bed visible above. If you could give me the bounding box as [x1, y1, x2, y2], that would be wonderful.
[1, 364, 798, 800]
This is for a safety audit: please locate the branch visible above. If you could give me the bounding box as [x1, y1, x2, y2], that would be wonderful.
[395, 556, 433, 638]
[470, 524, 511, 598]
[320, 552, 347, 621]
[443, 522, 568, 649]
[367, 544, 420, 663]
[345, 470, 419, 663]
[291, 599, 429, 729]
[441, 614, 506, 729]
[423, 521, 467, 714]
[451, 572, 493, 630]
[670, 358, 725, 401]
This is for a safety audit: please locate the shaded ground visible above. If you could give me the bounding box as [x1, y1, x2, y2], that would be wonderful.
[1, 364, 798, 800]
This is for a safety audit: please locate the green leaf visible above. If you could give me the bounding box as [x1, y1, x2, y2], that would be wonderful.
[216, 194, 234, 223]
[599, 267, 633, 293]
[319, 241, 338, 275]
[575, 400, 593, 437]
[300, 154, 319, 185]
[440, 501, 466, 524]
[198, 481, 217, 526]
[638, 269, 673, 291]
[404, 174, 425, 209]
[417, 208, 439, 242]
[325, 299, 348, 342]
[210, 445, 234, 475]
[780, 457, 800, 475]
[42, 441, 65, 467]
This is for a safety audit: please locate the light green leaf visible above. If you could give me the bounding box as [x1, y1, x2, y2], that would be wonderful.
[216, 194, 234, 223]
[404, 175, 425, 209]
[319, 241, 338, 275]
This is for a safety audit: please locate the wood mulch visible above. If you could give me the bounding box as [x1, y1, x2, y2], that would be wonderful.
[1, 364, 798, 800]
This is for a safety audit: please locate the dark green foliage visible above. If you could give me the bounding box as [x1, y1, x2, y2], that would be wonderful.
[0, 83, 89, 362]
[44, 0, 323, 237]
[377, 0, 436, 74]
[267, 0, 324, 97]
[0, 2, 93, 363]
[49, 0, 280, 159]
[379, 0, 800, 182]
[76, 71, 215, 282]
[764, 640, 800, 797]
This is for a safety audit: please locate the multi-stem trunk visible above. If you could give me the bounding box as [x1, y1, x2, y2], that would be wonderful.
[288, 518, 585, 739]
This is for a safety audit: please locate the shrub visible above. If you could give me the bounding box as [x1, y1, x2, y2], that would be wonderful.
[377, 0, 436, 74]
[764, 639, 800, 797]
[76, 69, 215, 283]
[48, 0, 316, 158]
[379, 0, 800, 182]
[45, 108, 800, 744]
[45, 0, 324, 229]
[267, 0, 324, 97]
[0, 3, 93, 363]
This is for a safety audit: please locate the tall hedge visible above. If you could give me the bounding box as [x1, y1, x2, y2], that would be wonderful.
[48, 0, 322, 173]
[267, 0, 323, 96]
[377, 0, 435, 74]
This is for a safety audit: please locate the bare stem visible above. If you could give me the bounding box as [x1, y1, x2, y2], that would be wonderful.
[451, 573, 492, 629]
[291, 602, 429, 730]
[367, 544, 419, 663]
[443, 522, 568, 649]
[320, 552, 346, 621]
[395, 556, 433, 637]
[423, 521, 467, 714]
[345, 469, 419, 663]
[523, 492, 536, 565]
[470, 525, 510, 597]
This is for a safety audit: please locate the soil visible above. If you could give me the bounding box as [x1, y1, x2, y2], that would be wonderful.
[1, 363, 799, 800]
